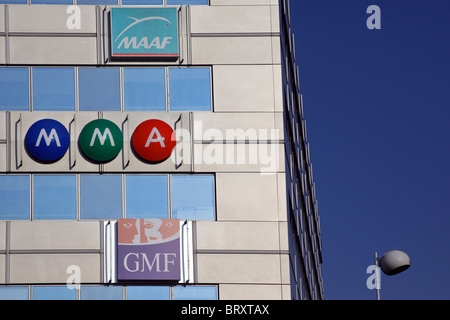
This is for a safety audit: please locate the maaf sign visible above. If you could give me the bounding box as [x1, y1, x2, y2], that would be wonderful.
[117, 218, 181, 281]
[110, 7, 179, 59]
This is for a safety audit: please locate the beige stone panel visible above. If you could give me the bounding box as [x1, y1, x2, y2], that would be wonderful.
[191, 36, 274, 65]
[193, 143, 284, 174]
[0, 255, 4, 284]
[190, 6, 272, 34]
[219, 284, 283, 300]
[9, 37, 97, 65]
[196, 221, 281, 251]
[10, 221, 101, 251]
[197, 254, 282, 284]
[213, 65, 276, 112]
[216, 173, 281, 221]
[0, 222, 5, 251]
[193, 112, 284, 141]
[8, 5, 97, 34]
[10, 254, 100, 284]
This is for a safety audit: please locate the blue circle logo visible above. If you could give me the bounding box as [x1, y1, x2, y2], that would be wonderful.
[25, 119, 70, 163]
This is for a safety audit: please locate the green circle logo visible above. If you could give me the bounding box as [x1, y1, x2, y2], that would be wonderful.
[78, 119, 123, 163]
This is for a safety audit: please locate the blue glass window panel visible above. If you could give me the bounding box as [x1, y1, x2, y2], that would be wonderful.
[171, 175, 215, 220]
[33, 68, 75, 111]
[0, 175, 30, 220]
[33, 175, 76, 220]
[31, 0, 72, 4]
[122, 0, 162, 5]
[167, 0, 208, 4]
[126, 175, 168, 219]
[80, 286, 123, 300]
[77, 0, 117, 4]
[127, 286, 170, 300]
[80, 175, 122, 219]
[78, 68, 121, 111]
[173, 286, 217, 300]
[0, 67, 29, 111]
[124, 68, 166, 111]
[33, 286, 76, 300]
[0, 0, 27, 4]
[169, 68, 211, 111]
[0, 287, 29, 300]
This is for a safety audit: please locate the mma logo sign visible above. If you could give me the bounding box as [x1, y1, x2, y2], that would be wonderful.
[24, 117, 176, 165]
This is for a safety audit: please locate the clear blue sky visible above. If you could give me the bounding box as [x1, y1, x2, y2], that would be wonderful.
[289, 0, 450, 299]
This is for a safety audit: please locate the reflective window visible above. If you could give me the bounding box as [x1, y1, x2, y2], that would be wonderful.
[0, 285, 216, 300]
[32, 68, 75, 111]
[0, 67, 29, 111]
[80, 175, 122, 219]
[77, 0, 118, 4]
[171, 175, 215, 220]
[126, 175, 168, 219]
[173, 286, 217, 300]
[0, 174, 216, 221]
[124, 68, 166, 111]
[167, 0, 208, 4]
[31, 0, 72, 4]
[127, 286, 170, 300]
[0, 287, 29, 300]
[78, 68, 121, 111]
[169, 68, 211, 111]
[33, 175, 76, 220]
[0, 175, 30, 220]
[33, 286, 76, 300]
[0, 0, 27, 4]
[80, 286, 123, 300]
[122, 0, 162, 4]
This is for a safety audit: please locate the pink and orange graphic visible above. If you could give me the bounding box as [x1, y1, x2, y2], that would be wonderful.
[118, 218, 179, 245]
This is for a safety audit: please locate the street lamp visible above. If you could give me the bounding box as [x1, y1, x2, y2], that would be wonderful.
[374, 250, 411, 300]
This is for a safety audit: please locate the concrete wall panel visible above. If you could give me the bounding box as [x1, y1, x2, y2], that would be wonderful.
[10, 221, 101, 251]
[213, 65, 277, 112]
[8, 5, 96, 34]
[197, 254, 281, 284]
[196, 221, 281, 251]
[219, 284, 285, 300]
[10, 253, 100, 284]
[190, 6, 272, 34]
[9, 37, 97, 65]
[215, 173, 281, 221]
[191, 36, 274, 65]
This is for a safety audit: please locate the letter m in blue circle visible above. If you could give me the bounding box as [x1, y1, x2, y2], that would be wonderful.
[25, 119, 70, 163]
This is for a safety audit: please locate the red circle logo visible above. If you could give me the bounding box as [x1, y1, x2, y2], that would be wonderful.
[132, 119, 176, 163]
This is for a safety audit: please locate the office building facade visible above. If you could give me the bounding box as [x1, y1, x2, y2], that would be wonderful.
[0, 0, 324, 300]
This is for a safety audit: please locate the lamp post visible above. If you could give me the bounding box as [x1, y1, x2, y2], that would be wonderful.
[374, 250, 411, 300]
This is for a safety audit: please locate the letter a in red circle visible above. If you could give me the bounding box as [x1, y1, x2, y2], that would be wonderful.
[132, 119, 176, 163]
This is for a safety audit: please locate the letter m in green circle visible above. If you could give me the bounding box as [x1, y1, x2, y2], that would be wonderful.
[90, 128, 116, 147]
[79, 119, 123, 163]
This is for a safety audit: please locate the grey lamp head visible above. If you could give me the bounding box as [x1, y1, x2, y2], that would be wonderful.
[379, 250, 411, 276]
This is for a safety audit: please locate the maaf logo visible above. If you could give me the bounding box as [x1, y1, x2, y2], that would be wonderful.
[24, 118, 176, 164]
[111, 7, 179, 58]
